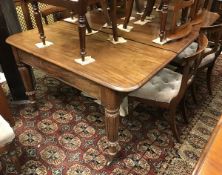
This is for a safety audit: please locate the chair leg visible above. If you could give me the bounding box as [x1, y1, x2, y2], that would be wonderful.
[141, 0, 155, 21]
[157, 0, 163, 10]
[128, 98, 134, 120]
[110, 0, 118, 41]
[191, 83, 198, 105]
[180, 97, 188, 124]
[206, 65, 214, 95]
[99, 0, 112, 26]
[123, 0, 134, 29]
[168, 108, 180, 142]
[43, 16, 48, 25]
[85, 16, 92, 33]
[135, 0, 143, 13]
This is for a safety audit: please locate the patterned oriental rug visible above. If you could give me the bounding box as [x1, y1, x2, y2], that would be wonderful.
[1, 56, 222, 175]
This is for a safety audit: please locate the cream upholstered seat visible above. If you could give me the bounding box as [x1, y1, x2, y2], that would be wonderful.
[0, 114, 15, 147]
[177, 42, 198, 59]
[199, 48, 216, 67]
[175, 42, 216, 66]
[129, 68, 182, 103]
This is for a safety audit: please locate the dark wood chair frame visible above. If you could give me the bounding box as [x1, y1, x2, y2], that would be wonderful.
[14, 0, 33, 30]
[172, 24, 222, 100]
[197, 24, 222, 95]
[128, 33, 208, 142]
[40, 5, 67, 25]
[170, 0, 194, 34]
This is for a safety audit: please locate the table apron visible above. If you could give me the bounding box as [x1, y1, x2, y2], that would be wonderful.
[17, 49, 102, 101]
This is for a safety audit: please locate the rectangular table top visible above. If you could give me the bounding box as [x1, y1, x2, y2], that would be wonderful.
[7, 21, 176, 92]
[6, 10, 219, 92]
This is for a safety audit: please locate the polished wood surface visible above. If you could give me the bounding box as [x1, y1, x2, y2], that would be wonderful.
[193, 115, 222, 175]
[7, 22, 176, 92]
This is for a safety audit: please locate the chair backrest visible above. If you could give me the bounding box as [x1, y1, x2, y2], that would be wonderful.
[0, 86, 14, 126]
[190, 0, 213, 19]
[200, 24, 222, 60]
[171, 0, 194, 33]
[14, 0, 33, 30]
[175, 33, 208, 102]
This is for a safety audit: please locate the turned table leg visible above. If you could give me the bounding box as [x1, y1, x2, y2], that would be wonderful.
[31, 0, 46, 45]
[123, 0, 134, 29]
[159, 0, 169, 42]
[12, 48, 36, 103]
[17, 64, 35, 103]
[141, 0, 156, 21]
[101, 88, 121, 164]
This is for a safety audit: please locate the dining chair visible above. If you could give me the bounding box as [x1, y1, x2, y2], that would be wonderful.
[172, 24, 222, 96]
[137, 0, 195, 43]
[142, 0, 212, 43]
[0, 85, 20, 174]
[163, 0, 194, 43]
[190, 0, 213, 20]
[128, 33, 208, 142]
[15, 0, 66, 28]
[40, 5, 66, 25]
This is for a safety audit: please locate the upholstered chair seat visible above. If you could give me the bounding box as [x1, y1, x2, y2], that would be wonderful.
[129, 68, 182, 103]
[177, 42, 198, 60]
[199, 48, 216, 67]
[0, 114, 15, 147]
[174, 42, 216, 67]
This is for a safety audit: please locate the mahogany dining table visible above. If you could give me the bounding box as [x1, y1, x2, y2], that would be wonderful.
[6, 10, 219, 164]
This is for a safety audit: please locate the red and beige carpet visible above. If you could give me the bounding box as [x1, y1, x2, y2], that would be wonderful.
[1, 57, 222, 175]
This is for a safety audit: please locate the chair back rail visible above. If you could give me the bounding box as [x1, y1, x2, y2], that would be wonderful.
[190, 0, 213, 19]
[200, 24, 222, 59]
[173, 33, 208, 103]
[171, 0, 194, 33]
[14, 0, 33, 30]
